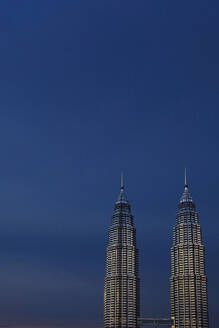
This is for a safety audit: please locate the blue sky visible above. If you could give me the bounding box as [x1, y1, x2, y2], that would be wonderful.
[0, 0, 218, 327]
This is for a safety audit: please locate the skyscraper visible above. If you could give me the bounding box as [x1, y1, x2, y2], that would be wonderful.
[104, 174, 140, 328]
[170, 171, 209, 328]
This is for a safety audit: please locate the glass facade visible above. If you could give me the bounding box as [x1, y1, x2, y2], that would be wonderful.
[170, 178, 209, 328]
[104, 179, 140, 328]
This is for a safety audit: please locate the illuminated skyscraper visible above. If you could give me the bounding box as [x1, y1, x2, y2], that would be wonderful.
[170, 171, 209, 328]
[104, 174, 140, 328]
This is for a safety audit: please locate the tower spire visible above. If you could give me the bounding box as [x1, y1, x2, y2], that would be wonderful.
[184, 167, 188, 188]
[117, 171, 128, 203]
[180, 168, 193, 203]
[121, 171, 124, 190]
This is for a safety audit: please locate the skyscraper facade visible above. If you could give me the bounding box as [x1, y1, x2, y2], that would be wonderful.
[170, 173, 209, 328]
[104, 175, 140, 328]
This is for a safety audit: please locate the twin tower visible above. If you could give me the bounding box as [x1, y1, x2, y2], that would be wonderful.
[104, 173, 209, 328]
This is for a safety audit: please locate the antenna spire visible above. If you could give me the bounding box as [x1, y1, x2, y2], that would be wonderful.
[184, 168, 188, 188]
[121, 171, 124, 190]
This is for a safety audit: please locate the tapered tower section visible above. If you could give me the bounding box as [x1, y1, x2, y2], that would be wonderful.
[104, 175, 140, 328]
[170, 171, 209, 328]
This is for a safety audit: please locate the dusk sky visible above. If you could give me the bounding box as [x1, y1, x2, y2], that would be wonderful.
[0, 0, 219, 327]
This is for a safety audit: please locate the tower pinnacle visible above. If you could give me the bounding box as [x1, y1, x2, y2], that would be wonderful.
[121, 171, 124, 190]
[180, 168, 193, 203]
[117, 172, 127, 203]
[184, 167, 188, 188]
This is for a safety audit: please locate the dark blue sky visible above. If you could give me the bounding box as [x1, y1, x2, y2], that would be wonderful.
[0, 0, 219, 327]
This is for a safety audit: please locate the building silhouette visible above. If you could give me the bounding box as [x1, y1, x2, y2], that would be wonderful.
[170, 171, 209, 328]
[104, 174, 140, 328]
